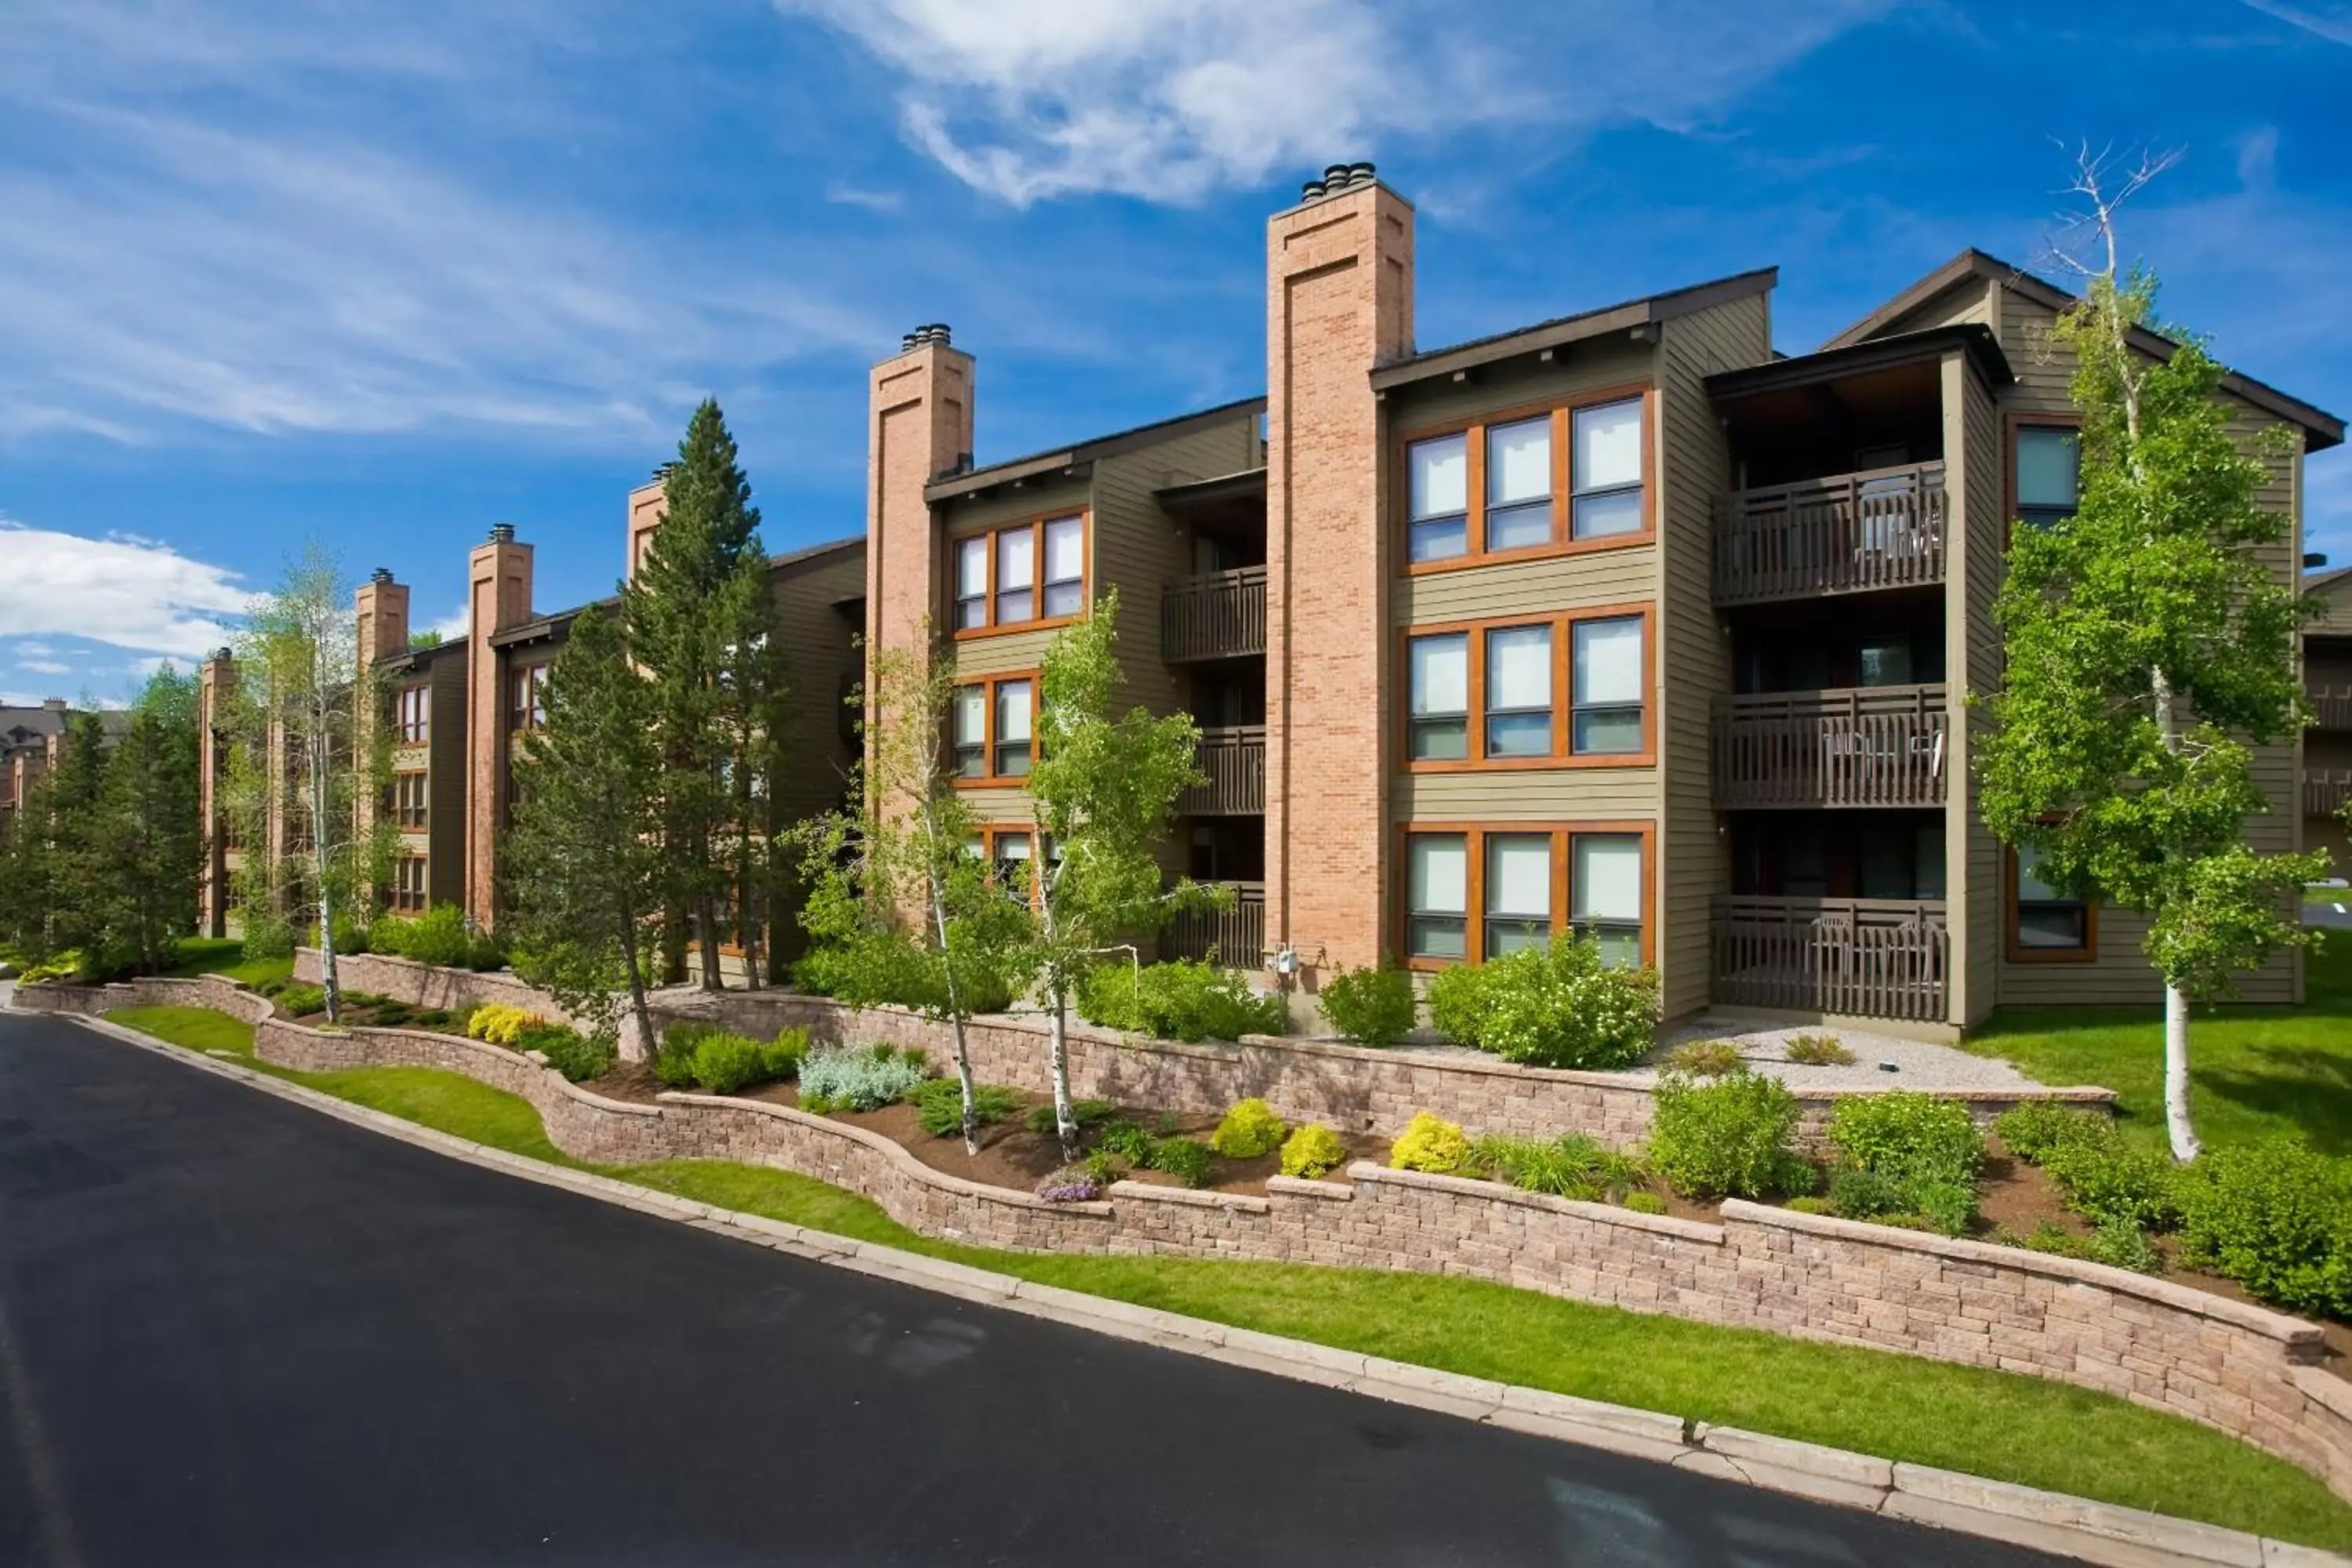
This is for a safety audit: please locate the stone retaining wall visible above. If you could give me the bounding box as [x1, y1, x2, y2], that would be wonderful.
[297, 949, 2114, 1151]
[19, 972, 2346, 1504]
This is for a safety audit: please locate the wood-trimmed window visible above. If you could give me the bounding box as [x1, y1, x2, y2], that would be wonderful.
[1400, 386, 1653, 572]
[392, 770, 427, 829]
[951, 512, 1089, 637]
[2008, 414, 2082, 532]
[392, 855, 427, 913]
[394, 683, 430, 744]
[951, 672, 1037, 786]
[510, 662, 550, 732]
[2007, 844, 2096, 962]
[962, 826, 1057, 903]
[1399, 822, 1653, 970]
[1403, 605, 1653, 770]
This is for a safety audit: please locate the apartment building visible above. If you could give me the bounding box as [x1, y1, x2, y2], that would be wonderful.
[866, 164, 2343, 1038]
[196, 491, 867, 959]
[2303, 567, 2352, 877]
[0, 699, 128, 841]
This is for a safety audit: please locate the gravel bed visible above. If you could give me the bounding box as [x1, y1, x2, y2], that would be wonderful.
[1643, 1017, 2035, 1090]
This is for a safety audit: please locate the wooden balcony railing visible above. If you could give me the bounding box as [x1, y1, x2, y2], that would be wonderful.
[1180, 726, 1265, 815]
[1165, 880, 1265, 966]
[1712, 897, 1948, 1022]
[1715, 462, 1947, 606]
[2307, 768, 2352, 817]
[1163, 567, 1268, 663]
[1713, 684, 1948, 808]
[2310, 688, 2352, 732]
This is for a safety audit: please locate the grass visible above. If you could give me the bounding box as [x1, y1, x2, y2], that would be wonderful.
[160, 938, 294, 991]
[1969, 935, 2352, 1157]
[96, 1003, 2352, 1552]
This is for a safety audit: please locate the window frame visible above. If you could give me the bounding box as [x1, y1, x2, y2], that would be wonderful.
[1396, 821, 1654, 972]
[2005, 412, 2083, 539]
[1399, 604, 1653, 771]
[394, 682, 430, 745]
[391, 854, 428, 914]
[949, 670, 1042, 788]
[2005, 843, 2098, 964]
[509, 661, 550, 733]
[948, 509, 1091, 641]
[392, 769, 428, 830]
[1396, 384, 1654, 575]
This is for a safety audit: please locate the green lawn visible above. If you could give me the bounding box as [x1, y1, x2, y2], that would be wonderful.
[98, 1003, 2352, 1552]
[1969, 935, 2352, 1157]
[161, 938, 294, 991]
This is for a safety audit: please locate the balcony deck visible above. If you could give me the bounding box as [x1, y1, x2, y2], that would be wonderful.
[1715, 461, 1947, 607]
[1712, 896, 1948, 1023]
[1164, 880, 1265, 966]
[1713, 684, 1948, 809]
[1163, 567, 1267, 663]
[1179, 726, 1265, 815]
[2310, 688, 2352, 732]
[2307, 768, 2352, 817]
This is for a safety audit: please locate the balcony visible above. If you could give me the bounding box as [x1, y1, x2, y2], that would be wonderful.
[1163, 567, 1267, 664]
[1179, 726, 1265, 816]
[2310, 688, 2352, 732]
[1714, 684, 1947, 809]
[1715, 462, 1947, 607]
[1165, 880, 1265, 966]
[1712, 896, 1948, 1022]
[2307, 768, 2352, 817]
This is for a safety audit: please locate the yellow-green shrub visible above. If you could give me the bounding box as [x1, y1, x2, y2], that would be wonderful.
[1279, 1123, 1348, 1179]
[1208, 1098, 1287, 1159]
[1389, 1112, 1469, 1174]
[465, 1002, 543, 1046]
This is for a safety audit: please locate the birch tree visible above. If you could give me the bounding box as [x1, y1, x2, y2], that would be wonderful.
[1977, 149, 2322, 1161]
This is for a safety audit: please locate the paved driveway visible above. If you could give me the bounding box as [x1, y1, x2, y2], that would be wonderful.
[0, 1005, 2060, 1566]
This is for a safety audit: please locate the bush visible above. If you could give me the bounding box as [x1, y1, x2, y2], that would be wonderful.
[277, 983, 327, 1018]
[1388, 1112, 1470, 1175]
[2010, 1218, 2157, 1273]
[240, 916, 296, 963]
[1423, 934, 1658, 1069]
[1077, 960, 1285, 1042]
[1784, 1195, 1837, 1216]
[1083, 1149, 1123, 1186]
[1648, 1071, 1803, 1200]
[1207, 1098, 1287, 1159]
[1096, 1120, 1156, 1163]
[1621, 1191, 1668, 1215]
[516, 1022, 613, 1083]
[1317, 966, 1415, 1046]
[1025, 1099, 1114, 1138]
[2174, 1138, 2352, 1318]
[797, 1044, 929, 1112]
[1996, 1105, 2179, 1232]
[371, 1000, 415, 1026]
[792, 931, 1014, 1014]
[1991, 1100, 2096, 1164]
[329, 913, 370, 956]
[1664, 1039, 1743, 1077]
[1145, 1137, 1214, 1188]
[688, 1032, 778, 1095]
[1279, 1123, 1349, 1180]
[652, 1023, 713, 1087]
[910, 1078, 1024, 1138]
[1825, 1093, 1984, 1237]
[464, 1003, 543, 1047]
[370, 904, 474, 969]
[1035, 1171, 1101, 1203]
[1784, 1033, 1853, 1066]
[1469, 1131, 1643, 1201]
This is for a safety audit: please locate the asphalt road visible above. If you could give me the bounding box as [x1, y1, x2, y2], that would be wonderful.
[0, 1003, 2065, 1566]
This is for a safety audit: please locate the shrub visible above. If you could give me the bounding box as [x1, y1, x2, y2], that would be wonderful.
[329, 913, 370, 956]
[1035, 1171, 1101, 1203]
[796, 1044, 928, 1112]
[1664, 1039, 1743, 1077]
[910, 1078, 1023, 1138]
[1083, 1149, 1123, 1186]
[1207, 1098, 1287, 1159]
[1096, 1120, 1156, 1163]
[277, 984, 327, 1018]
[1279, 1123, 1349, 1180]
[689, 1032, 779, 1095]
[1388, 1112, 1470, 1175]
[464, 1003, 543, 1047]
[1783, 1033, 1853, 1066]
[1784, 1195, 1837, 1216]
[1648, 1071, 1802, 1200]
[1991, 1100, 2096, 1163]
[792, 932, 1015, 1014]
[654, 1022, 720, 1087]
[2043, 1135, 2180, 1231]
[1469, 1131, 1643, 1201]
[240, 916, 296, 963]
[2174, 1138, 2352, 1317]
[516, 1022, 613, 1083]
[1076, 960, 1285, 1042]
[1423, 934, 1658, 1069]
[1145, 1137, 1214, 1189]
[1025, 1098, 1114, 1138]
[1828, 1165, 1907, 1221]
[2092, 1219, 2163, 1275]
[1317, 966, 1415, 1046]
[1826, 1093, 1984, 1237]
[1621, 1191, 1668, 1215]
[371, 1000, 415, 1025]
[370, 904, 474, 969]
[412, 1007, 452, 1029]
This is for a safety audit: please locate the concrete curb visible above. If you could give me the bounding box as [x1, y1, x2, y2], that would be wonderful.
[28, 1002, 2347, 1568]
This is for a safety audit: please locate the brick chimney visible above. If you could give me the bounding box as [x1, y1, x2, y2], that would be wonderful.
[865, 321, 974, 740]
[198, 647, 234, 938]
[465, 524, 533, 927]
[355, 567, 411, 667]
[626, 466, 670, 580]
[1265, 162, 1413, 976]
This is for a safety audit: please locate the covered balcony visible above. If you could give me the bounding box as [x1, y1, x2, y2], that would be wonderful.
[1164, 880, 1265, 967]
[1712, 896, 1949, 1023]
[2310, 688, 2352, 732]
[1713, 462, 1947, 606]
[1713, 684, 1947, 808]
[1162, 567, 1268, 663]
[1179, 725, 1265, 815]
[2307, 768, 2352, 817]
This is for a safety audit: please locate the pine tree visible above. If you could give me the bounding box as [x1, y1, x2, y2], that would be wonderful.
[0, 714, 107, 970]
[95, 669, 204, 973]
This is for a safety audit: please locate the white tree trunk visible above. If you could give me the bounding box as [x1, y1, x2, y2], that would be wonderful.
[1048, 985, 1076, 1163]
[313, 730, 340, 1024]
[2163, 983, 2200, 1163]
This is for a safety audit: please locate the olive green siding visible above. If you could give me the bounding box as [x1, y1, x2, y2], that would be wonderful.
[426, 648, 468, 909]
[1951, 353, 2004, 1028]
[768, 546, 866, 833]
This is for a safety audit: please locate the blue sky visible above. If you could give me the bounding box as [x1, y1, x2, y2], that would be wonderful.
[3, 0, 2348, 705]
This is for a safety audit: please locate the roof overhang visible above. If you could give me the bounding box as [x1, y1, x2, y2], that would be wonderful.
[925, 396, 1267, 504]
[1707, 324, 2013, 403]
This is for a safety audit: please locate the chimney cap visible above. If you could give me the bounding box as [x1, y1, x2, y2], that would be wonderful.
[488, 522, 516, 544]
[370, 566, 394, 585]
[41, 697, 67, 710]
[902, 322, 953, 351]
[215, 646, 234, 661]
[1301, 161, 1376, 202]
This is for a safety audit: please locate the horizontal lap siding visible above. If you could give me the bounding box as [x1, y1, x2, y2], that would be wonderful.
[952, 629, 1057, 678]
[1879, 277, 1994, 337]
[427, 651, 469, 909]
[943, 477, 1090, 539]
[1394, 769, 1657, 821]
[768, 548, 866, 833]
[1959, 361, 2002, 1025]
[2309, 583, 2352, 636]
[1397, 546, 1657, 623]
[1384, 337, 1653, 434]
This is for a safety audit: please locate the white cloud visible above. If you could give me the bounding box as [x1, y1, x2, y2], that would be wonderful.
[2240, 0, 2352, 46]
[16, 660, 69, 676]
[826, 183, 906, 212]
[783, 0, 1892, 205]
[0, 520, 252, 659]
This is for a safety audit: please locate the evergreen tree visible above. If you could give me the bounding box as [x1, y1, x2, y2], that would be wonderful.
[94, 669, 204, 973]
[0, 714, 107, 969]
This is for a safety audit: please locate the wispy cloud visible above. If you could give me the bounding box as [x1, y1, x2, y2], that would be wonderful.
[0, 519, 252, 659]
[2240, 0, 2352, 46]
[826, 183, 905, 212]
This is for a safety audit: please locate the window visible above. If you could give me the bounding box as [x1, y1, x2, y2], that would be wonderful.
[1403, 390, 1649, 569]
[2012, 844, 2092, 958]
[1570, 616, 1644, 756]
[991, 829, 1034, 895]
[1407, 633, 1468, 760]
[392, 855, 427, 914]
[1570, 397, 1645, 539]
[392, 771, 427, 829]
[1406, 833, 1467, 960]
[1484, 626, 1552, 759]
[510, 663, 549, 731]
[950, 672, 1038, 785]
[953, 513, 1088, 633]
[953, 537, 989, 630]
[1406, 434, 1468, 562]
[2015, 425, 2081, 528]
[1403, 824, 1650, 969]
[394, 684, 429, 744]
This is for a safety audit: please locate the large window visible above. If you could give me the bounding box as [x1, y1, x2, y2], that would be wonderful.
[950, 673, 1037, 785]
[952, 513, 1088, 635]
[1403, 608, 1650, 768]
[1402, 824, 1650, 968]
[2014, 424, 2081, 529]
[1402, 390, 1649, 568]
[392, 855, 428, 914]
[394, 683, 429, 745]
[392, 771, 427, 829]
[510, 663, 549, 731]
[2010, 844, 2093, 960]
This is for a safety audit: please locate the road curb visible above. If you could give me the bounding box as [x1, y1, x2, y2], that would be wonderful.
[29, 1002, 2347, 1568]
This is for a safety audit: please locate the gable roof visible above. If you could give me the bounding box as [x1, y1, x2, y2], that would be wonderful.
[1824, 249, 2342, 451]
[924, 397, 1267, 503]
